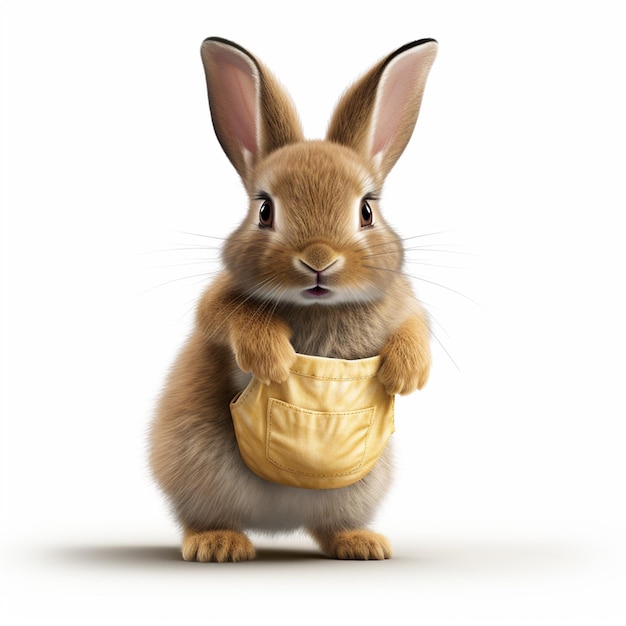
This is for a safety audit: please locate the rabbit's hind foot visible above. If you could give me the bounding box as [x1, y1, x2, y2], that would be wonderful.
[312, 528, 392, 560]
[182, 529, 256, 562]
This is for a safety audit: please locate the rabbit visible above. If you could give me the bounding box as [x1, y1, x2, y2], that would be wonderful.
[149, 36, 438, 562]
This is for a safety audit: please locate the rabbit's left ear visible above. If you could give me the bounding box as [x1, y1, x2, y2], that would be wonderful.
[327, 39, 438, 181]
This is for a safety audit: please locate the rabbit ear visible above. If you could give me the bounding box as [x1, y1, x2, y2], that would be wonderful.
[200, 37, 304, 179]
[327, 39, 438, 180]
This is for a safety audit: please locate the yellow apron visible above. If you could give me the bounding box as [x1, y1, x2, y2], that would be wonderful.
[230, 353, 395, 489]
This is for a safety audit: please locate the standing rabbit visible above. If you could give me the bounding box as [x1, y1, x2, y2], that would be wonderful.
[150, 37, 438, 561]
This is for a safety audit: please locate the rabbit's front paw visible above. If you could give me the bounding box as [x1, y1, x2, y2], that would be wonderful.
[378, 340, 430, 396]
[234, 327, 296, 385]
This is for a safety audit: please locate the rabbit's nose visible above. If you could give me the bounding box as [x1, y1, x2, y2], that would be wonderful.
[298, 243, 341, 274]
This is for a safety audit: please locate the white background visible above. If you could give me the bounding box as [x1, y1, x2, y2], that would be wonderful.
[2, 1, 625, 624]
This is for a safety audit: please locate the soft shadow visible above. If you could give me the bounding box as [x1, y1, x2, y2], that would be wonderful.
[44, 537, 583, 573]
[48, 545, 184, 566]
[46, 544, 326, 567]
[255, 547, 327, 562]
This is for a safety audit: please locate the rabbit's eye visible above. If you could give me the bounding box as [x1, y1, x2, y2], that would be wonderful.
[259, 198, 274, 228]
[360, 200, 374, 227]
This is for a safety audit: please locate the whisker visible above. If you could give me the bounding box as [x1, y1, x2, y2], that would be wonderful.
[147, 259, 222, 269]
[360, 249, 401, 260]
[353, 237, 402, 255]
[363, 265, 480, 307]
[369, 230, 451, 247]
[430, 327, 461, 372]
[403, 259, 480, 271]
[173, 230, 228, 242]
[139, 246, 223, 255]
[354, 230, 454, 255]
[172, 295, 204, 329]
[397, 230, 456, 243]
[403, 246, 478, 256]
[140, 270, 219, 295]
[361, 240, 476, 261]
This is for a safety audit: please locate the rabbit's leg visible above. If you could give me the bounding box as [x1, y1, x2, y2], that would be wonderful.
[310, 528, 392, 560]
[181, 528, 256, 562]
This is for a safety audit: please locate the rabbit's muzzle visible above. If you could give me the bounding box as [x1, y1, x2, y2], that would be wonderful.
[297, 242, 343, 274]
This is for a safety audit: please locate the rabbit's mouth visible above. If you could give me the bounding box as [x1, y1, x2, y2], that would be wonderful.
[304, 286, 331, 299]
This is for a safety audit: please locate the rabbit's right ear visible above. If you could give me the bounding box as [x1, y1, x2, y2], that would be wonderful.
[200, 38, 304, 179]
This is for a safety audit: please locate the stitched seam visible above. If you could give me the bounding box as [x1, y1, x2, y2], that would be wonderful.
[230, 377, 258, 406]
[287, 368, 379, 382]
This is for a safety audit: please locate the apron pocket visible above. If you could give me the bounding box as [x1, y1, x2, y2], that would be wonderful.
[266, 398, 375, 478]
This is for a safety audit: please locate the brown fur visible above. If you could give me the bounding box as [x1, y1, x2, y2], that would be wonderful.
[150, 37, 438, 561]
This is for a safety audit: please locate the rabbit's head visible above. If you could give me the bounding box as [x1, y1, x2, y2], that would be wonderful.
[200, 38, 437, 306]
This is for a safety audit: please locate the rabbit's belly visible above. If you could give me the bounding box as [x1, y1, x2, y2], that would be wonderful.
[245, 487, 326, 531]
[240, 443, 394, 531]
[170, 430, 393, 532]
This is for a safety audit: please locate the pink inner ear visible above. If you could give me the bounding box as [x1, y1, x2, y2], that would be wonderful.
[371, 48, 425, 157]
[210, 48, 259, 156]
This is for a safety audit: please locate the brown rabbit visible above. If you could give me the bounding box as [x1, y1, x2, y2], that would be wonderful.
[150, 37, 438, 561]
